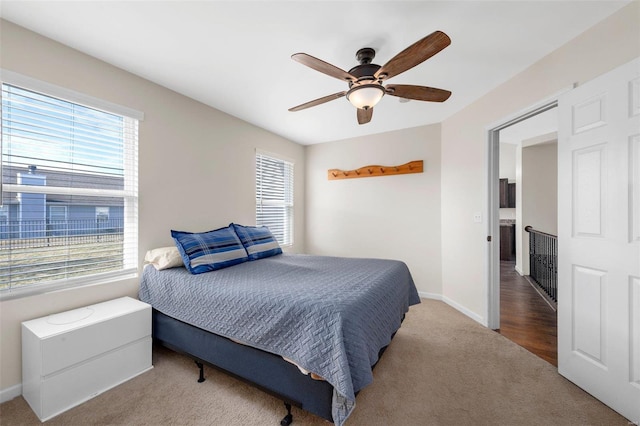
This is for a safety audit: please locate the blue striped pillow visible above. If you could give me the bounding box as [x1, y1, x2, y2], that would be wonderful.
[231, 223, 282, 261]
[171, 226, 248, 274]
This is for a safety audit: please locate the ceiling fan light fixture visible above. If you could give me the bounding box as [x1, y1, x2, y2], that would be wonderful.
[346, 84, 385, 110]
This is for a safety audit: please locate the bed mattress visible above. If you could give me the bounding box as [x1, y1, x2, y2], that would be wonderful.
[139, 253, 420, 424]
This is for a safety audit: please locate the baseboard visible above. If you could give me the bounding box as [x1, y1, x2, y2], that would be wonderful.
[523, 275, 557, 312]
[1, 383, 22, 403]
[441, 295, 486, 327]
[418, 291, 442, 300]
[418, 292, 486, 326]
[514, 265, 524, 275]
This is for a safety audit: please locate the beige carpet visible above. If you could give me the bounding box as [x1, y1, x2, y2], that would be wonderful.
[0, 299, 627, 425]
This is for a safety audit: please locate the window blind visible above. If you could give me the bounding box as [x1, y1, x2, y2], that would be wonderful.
[256, 152, 293, 246]
[0, 83, 139, 296]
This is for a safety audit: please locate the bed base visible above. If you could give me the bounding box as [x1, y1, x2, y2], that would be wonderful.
[152, 309, 334, 424]
[193, 358, 293, 425]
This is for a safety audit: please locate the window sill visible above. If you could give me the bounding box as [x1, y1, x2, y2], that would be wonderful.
[0, 269, 138, 301]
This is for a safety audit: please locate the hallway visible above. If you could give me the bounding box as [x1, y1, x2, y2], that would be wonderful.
[497, 261, 557, 366]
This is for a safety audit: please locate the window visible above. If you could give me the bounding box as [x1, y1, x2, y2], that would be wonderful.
[0, 205, 7, 224]
[0, 75, 141, 297]
[95, 206, 110, 222]
[255, 151, 293, 246]
[49, 205, 67, 222]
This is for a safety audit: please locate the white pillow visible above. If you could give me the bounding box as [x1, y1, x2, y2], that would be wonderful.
[144, 246, 184, 270]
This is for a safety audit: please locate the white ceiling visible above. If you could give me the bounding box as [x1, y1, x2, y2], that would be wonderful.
[0, 1, 630, 145]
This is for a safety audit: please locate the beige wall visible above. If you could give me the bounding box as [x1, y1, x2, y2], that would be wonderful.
[522, 142, 558, 237]
[305, 124, 442, 297]
[440, 1, 640, 324]
[520, 142, 558, 275]
[0, 20, 305, 392]
[499, 143, 517, 221]
[499, 143, 517, 182]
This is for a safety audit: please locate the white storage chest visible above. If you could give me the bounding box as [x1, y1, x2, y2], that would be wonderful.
[21, 297, 153, 421]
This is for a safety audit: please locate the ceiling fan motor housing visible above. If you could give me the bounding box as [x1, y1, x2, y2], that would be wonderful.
[349, 47, 380, 87]
[346, 48, 386, 109]
[348, 63, 381, 83]
[348, 48, 382, 86]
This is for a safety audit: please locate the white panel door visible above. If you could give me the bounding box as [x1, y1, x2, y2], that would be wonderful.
[558, 57, 640, 423]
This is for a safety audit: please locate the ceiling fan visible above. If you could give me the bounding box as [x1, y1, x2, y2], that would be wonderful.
[288, 30, 452, 125]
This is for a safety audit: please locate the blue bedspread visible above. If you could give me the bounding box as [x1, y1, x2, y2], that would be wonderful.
[139, 253, 420, 424]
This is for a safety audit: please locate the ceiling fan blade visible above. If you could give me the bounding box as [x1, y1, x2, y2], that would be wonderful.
[289, 91, 347, 112]
[385, 84, 451, 102]
[357, 107, 373, 125]
[292, 53, 356, 82]
[375, 31, 451, 81]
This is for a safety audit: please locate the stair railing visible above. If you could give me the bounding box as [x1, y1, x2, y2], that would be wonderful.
[525, 225, 557, 303]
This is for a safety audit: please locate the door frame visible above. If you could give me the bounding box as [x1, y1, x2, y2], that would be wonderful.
[485, 92, 568, 330]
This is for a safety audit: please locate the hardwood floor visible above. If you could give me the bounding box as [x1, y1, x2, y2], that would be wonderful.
[497, 260, 558, 366]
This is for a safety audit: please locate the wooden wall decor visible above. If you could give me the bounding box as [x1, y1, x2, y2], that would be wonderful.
[328, 160, 423, 180]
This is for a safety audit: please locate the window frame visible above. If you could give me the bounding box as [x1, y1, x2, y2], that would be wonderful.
[95, 206, 110, 221]
[0, 70, 143, 300]
[255, 149, 294, 247]
[0, 205, 8, 224]
[48, 205, 68, 222]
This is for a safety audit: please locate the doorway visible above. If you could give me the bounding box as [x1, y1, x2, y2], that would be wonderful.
[486, 100, 559, 365]
[486, 57, 640, 422]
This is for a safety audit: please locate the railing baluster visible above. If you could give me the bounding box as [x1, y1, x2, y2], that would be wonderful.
[524, 225, 557, 303]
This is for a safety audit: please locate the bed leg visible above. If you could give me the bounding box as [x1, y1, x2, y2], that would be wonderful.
[280, 402, 293, 426]
[195, 361, 205, 383]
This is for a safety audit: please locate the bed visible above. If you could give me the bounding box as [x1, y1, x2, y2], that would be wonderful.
[139, 252, 420, 425]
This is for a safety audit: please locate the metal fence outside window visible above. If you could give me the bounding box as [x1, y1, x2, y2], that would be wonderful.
[0, 219, 124, 248]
